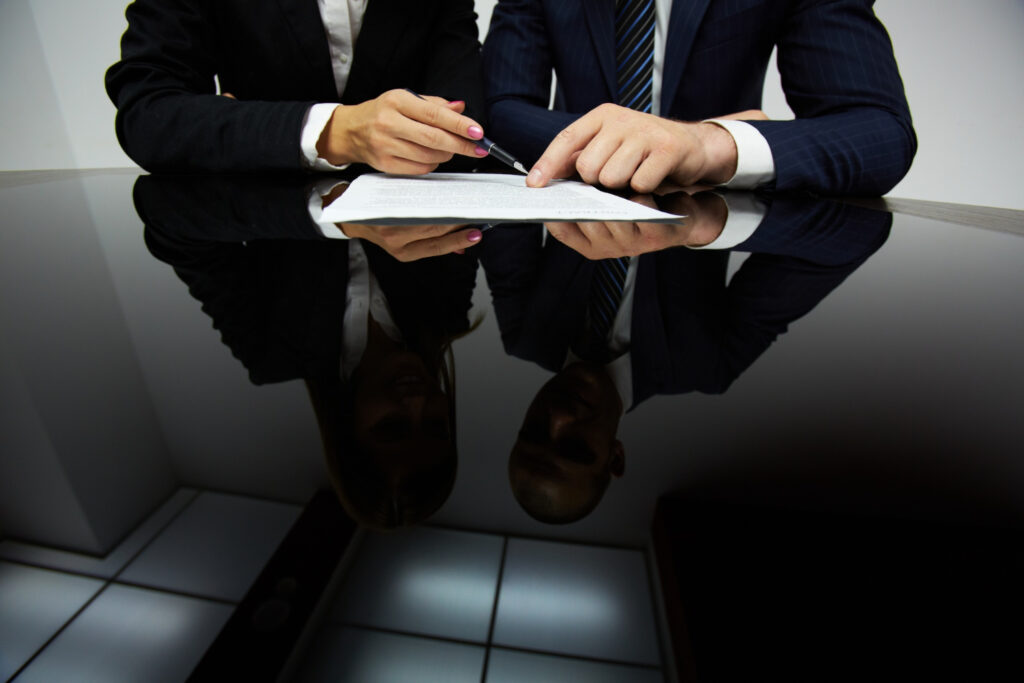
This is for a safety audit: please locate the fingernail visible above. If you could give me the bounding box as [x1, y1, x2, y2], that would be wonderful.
[450, 100, 464, 107]
[474, 146, 489, 157]
[467, 126, 483, 140]
[467, 229, 482, 243]
[527, 169, 543, 186]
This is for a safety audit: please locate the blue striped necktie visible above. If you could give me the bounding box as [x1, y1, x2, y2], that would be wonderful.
[575, 256, 631, 362]
[616, 0, 655, 113]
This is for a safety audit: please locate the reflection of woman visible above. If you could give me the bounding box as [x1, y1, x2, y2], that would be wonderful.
[137, 175, 479, 529]
[305, 243, 478, 529]
[106, 0, 486, 173]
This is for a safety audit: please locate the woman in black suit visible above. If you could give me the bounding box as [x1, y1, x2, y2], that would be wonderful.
[106, 0, 487, 173]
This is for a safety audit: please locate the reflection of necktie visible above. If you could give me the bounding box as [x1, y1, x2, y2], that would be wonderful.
[575, 256, 631, 362]
[616, 0, 655, 112]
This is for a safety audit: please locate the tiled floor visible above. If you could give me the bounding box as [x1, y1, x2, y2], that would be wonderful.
[3, 508, 663, 682]
[305, 529, 664, 682]
[492, 538, 661, 666]
[0, 562, 104, 681]
[330, 526, 504, 642]
[299, 626, 487, 683]
[118, 491, 301, 601]
[485, 648, 663, 683]
[0, 488, 305, 682]
[12, 584, 233, 683]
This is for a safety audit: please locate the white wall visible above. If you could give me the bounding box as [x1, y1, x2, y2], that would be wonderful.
[2, 0, 1021, 209]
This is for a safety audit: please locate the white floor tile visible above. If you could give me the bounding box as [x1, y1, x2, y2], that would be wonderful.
[13, 583, 232, 683]
[0, 489, 198, 579]
[330, 527, 503, 643]
[492, 539, 660, 665]
[118, 491, 301, 601]
[485, 648, 663, 683]
[298, 626, 485, 683]
[0, 562, 104, 680]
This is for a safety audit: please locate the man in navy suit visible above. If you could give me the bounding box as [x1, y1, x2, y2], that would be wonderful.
[483, 0, 916, 195]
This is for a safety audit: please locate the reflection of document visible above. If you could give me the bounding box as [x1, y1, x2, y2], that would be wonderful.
[321, 173, 682, 223]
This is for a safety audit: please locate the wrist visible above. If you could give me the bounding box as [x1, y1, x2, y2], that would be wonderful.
[694, 122, 738, 185]
[317, 105, 357, 166]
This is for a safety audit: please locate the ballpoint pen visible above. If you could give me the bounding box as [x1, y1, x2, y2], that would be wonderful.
[405, 90, 528, 175]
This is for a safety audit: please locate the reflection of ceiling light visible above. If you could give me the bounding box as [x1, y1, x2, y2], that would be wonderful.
[398, 568, 498, 616]
[497, 581, 620, 628]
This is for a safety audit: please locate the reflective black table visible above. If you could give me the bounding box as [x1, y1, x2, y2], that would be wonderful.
[1, 170, 1021, 683]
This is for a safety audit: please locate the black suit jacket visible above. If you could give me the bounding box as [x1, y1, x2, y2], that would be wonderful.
[135, 174, 480, 384]
[480, 196, 891, 408]
[107, 0, 484, 172]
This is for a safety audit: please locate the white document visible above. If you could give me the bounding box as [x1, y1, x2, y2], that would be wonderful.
[320, 173, 682, 223]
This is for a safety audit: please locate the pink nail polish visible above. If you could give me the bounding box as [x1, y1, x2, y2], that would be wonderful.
[451, 100, 465, 107]
[474, 146, 489, 157]
[467, 230, 482, 243]
[468, 126, 484, 140]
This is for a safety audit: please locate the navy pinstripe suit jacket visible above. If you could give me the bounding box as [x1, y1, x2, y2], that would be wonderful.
[483, 0, 916, 194]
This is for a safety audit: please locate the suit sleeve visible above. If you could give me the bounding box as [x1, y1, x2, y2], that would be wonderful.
[748, 0, 917, 194]
[106, 0, 313, 172]
[482, 0, 580, 164]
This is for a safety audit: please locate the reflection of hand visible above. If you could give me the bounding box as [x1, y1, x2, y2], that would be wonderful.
[339, 224, 483, 262]
[316, 90, 487, 174]
[544, 191, 727, 259]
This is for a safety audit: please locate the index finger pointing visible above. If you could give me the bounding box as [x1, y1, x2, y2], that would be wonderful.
[527, 114, 603, 188]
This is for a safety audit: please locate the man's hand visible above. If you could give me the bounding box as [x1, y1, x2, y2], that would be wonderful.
[317, 90, 487, 174]
[339, 223, 483, 262]
[526, 103, 746, 192]
[544, 191, 728, 259]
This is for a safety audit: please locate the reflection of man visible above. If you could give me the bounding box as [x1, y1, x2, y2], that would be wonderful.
[511, 362, 626, 524]
[483, 195, 893, 523]
[484, 0, 916, 195]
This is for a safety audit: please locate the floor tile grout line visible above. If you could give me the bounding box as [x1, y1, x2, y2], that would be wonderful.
[484, 643, 662, 671]
[330, 619, 662, 672]
[6, 488, 203, 682]
[332, 620, 488, 649]
[426, 522, 644, 552]
[6, 582, 109, 683]
[480, 536, 510, 683]
[641, 544, 671, 683]
[109, 488, 202, 583]
[108, 579, 239, 606]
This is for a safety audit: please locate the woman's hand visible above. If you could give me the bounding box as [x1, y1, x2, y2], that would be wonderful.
[339, 223, 483, 261]
[317, 90, 488, 174]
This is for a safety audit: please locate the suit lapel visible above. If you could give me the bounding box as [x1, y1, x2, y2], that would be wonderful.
[582, 0, 618, 102]
[660, 0, 712, 114]
[274, 0, 335, 91]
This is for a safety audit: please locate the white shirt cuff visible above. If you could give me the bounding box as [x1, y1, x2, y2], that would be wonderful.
[704, 119, 775, 189]
[308, 179, 351, 238]
[688, 192, 768, 250]
[301, 103, 351, 171]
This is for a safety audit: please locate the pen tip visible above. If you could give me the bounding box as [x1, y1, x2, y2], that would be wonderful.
[514, 162, 528, 175]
